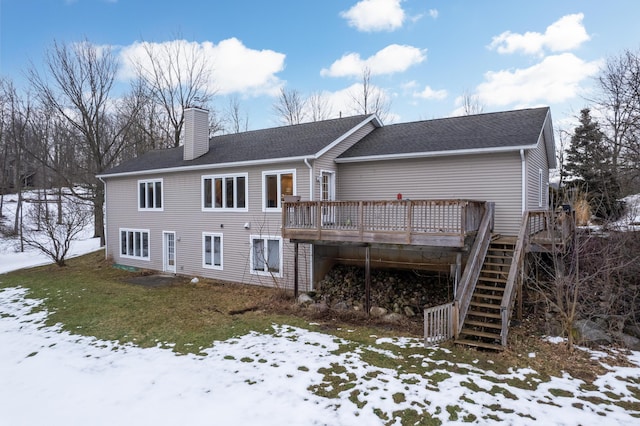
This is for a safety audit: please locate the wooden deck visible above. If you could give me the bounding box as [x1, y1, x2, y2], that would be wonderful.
[527, 210, 575, 252]
[282, 199, 486, 248]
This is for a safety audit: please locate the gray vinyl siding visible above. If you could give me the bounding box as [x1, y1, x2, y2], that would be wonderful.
[103, 160, 313, 291]
[337, 152, 523, 235]
[525, 135, 550, 211]
[312, 122, 377, 200]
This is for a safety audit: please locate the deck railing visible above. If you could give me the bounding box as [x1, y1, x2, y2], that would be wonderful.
[424, 302, 455, 346]
[453, 202, 495, 337]
[527, 209, 575, 250]
[500, 211, 530, 346]
[283, 199, 485, 247]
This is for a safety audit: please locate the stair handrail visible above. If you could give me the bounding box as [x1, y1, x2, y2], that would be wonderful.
[499, 210, 530, 346]
[454, 202, 495, 337]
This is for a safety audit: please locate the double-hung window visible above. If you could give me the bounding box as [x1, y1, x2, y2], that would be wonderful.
[262, 169, 295, 211]
[120, 228, 150, 260]
[202, 174, 247, 210]
[250, 235, 282, 277]
[203, 233, 223, 269]
[138, 179, 163, 210]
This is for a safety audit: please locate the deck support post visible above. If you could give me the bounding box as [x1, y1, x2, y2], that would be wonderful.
[454, 252, 462, 297]
[365, 245, 371, 315]
[294, 242, 299, 299]
[517, 259, 524, 321]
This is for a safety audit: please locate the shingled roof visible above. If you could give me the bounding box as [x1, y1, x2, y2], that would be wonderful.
[99, 107, 553, 177]
[337, 107, 551, 161]
[100, 114, 376, 176]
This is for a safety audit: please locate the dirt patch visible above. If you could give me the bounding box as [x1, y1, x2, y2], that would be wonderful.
[123, 274, 190, 288]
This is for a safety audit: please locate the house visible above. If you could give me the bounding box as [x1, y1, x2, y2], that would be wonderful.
[98, 106, 563, 350]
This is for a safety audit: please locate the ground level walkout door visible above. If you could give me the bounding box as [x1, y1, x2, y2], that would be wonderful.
[163, 231, 176, 273]
[320, 170, 335, 224]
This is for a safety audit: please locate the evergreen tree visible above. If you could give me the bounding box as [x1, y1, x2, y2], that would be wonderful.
[565, 108, 621, 219]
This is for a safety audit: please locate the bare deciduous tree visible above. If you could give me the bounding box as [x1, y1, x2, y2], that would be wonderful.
[307, 91, 333, 122]
[0, 79, 33, 238]
[460, 90, 485, 115]
[529, 211, 640, 351]
[591, 49, 640, 193]
[225, 96, 249, 134]
[22, 197, 92, 267]
[273, 88, 306, 125]
[350, 67, 391, 122]
[133, 39, 214, 147]
[28, 39, 140, 245]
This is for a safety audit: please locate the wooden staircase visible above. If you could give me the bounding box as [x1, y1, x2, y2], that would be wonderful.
[456, 237, 516, 350]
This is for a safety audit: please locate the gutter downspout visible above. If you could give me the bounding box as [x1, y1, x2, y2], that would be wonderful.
[303, 157, 314, 290]
[98, 176, 108, 258]
[520, 149, 526, 213]
[304, 158, 313, 201]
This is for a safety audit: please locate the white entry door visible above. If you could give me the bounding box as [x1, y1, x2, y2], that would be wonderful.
[320, 171, 335, 224]
[163, 231, 176, 273]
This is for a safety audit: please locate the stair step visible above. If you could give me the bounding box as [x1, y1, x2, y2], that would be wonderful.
[464, 319, 502, 329]
[455, 338, 504, 351]
[476, 284, 505, 292]
[473, 293, 503, 301]
[482, 266, 509, 272]
[468, 309, 502, 319]
[485, 254, 513, 260]
[461, 328, 502, 339]
[470, 301, 501, 309]
[488, 247, 514, 251]
[483, 262, 511, 267]
[478, 276, 507, 284]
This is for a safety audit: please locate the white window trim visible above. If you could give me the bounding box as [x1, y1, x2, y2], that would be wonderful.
[249, 235, 283, 278]
[319, 169, 336, 201]
[262, 169, 296, 212]
[137, 178, 164, 211]
[538, 168, 544, 208]
[119, 228, 151, 261]
[201, 173, 249, 212]
[202, 232, 223, 270]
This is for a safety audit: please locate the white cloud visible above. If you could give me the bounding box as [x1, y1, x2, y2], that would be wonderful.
[428, 9, 438, 19]
[475, 53, 602, 107]
[340, 0, 405, 32]
[321, 44, 426, 77]
[118, 38, 285, 96]
[488, 13, 590, 56]
[413, 85, 447, 100]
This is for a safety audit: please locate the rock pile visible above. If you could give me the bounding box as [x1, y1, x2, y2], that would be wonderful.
[312, 264, 452, 319]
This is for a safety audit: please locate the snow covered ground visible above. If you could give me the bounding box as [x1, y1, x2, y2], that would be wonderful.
[0, 192, 101, 274]
[1, 191, 639, 425]
[1, 286, 639, 425]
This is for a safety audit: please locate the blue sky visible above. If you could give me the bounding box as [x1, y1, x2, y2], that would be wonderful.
[1, 0, 639, 131]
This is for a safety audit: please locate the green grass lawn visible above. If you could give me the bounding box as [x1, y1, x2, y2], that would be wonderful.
[0, 249, 623, 377]
[0, 250, 313, 354]
[3, 250, 640, 423]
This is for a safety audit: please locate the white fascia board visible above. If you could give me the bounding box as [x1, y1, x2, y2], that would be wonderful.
[313, 114, 383, 159]
[539, 109, 557, 168]
[334, 144, 537, 164]
[97, 155, 314, 179]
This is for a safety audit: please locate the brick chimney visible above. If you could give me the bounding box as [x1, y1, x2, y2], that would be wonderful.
[183, 107, 209, 161]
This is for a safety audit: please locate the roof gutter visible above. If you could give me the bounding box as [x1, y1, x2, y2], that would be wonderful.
[97, 155, 317, 179]
[335, 143, 537, 164]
